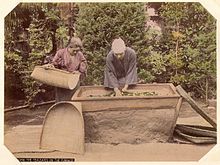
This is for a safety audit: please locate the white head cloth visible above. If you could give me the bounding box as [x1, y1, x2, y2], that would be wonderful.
[112, 38, 126, 54]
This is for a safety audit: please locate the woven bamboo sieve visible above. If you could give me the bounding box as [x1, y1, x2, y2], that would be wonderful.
[31, 66, 80, 89]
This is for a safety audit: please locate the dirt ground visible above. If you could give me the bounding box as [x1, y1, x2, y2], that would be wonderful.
[4, 99, 217, 161]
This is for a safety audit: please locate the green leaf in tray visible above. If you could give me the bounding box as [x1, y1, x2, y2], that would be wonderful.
[88, 91, 158, 97]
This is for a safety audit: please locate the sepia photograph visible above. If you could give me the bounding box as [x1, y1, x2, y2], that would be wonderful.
[1, 0, 219, 163]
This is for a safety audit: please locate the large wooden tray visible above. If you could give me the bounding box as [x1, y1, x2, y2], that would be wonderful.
[72, 83, 180, 112]
[70, 83, 182, 143]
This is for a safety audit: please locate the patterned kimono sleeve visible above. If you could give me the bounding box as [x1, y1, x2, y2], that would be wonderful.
[52, 49, 64, 67]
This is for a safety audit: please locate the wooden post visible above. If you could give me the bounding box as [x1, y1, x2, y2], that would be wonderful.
[176, 85, 216, 129]
[205, 77, 208, 105]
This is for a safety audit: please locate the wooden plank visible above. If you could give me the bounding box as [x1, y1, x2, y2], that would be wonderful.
[176, 85, 216, 129]
[4, 100, 56, 112]
[175, 124, 216, 137]
[72, 84, 180, 98]
[73, 95, 180, 101]
[77, 98, 179, 112]
[169, 97, 183, 138]
[174, 129, 216, 144]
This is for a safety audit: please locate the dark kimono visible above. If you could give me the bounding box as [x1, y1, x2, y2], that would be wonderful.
[104, 47, 137, 88]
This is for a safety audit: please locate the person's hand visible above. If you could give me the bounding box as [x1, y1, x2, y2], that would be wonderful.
[122, 84, 129, 92]
[73, 71, 80, 74]
[114, 87, 122, 96]
[43, 64, 54, 70]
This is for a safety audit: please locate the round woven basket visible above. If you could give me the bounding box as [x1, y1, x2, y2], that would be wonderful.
[31, 66, 80, 89]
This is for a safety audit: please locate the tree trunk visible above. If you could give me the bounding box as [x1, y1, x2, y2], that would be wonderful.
[175, 22, 180, 76]
[175, 39, 179, 75]
[205, 77, 209, 104]
[51, 30, 57, 54]
[68, 3, 73, 43]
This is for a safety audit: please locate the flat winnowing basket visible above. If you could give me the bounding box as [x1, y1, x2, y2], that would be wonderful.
[31, 66, 80, 89]
[40, 101, 84, 154]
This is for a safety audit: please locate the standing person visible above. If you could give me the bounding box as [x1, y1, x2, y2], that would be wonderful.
[104, 37, 137, 96]
[45, 37, 87, 102]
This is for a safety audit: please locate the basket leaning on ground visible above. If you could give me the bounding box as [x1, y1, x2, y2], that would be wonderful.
[40, 101, 84, 154]
[31, 66, 80, 90]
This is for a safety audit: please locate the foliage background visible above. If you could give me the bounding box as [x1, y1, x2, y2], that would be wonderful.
[4, 2, 216, 106]
[75, 3, 153, 85]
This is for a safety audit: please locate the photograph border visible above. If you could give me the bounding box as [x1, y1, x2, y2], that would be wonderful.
[1, 0, 220, 164]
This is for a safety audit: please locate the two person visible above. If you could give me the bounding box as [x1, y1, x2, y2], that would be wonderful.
[46, 36, 137, 101]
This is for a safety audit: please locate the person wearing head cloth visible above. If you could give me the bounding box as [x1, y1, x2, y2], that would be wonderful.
[45, 36, 87, 102]
[104, 37, 137, 96]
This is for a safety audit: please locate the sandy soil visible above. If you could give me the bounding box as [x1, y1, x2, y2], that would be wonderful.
[4, 100, 217, 161]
